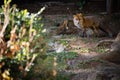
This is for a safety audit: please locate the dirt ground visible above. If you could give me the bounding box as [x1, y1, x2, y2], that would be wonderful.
[18, 1, 120, 80]
[42, 14, 115, 80]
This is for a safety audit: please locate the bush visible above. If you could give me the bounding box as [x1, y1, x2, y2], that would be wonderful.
[0, 0, 46, 79]
[27, 51, 78, 80]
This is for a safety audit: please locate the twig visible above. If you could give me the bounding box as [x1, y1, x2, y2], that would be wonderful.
[0, 1, 10, 42]
[25, 54, 37, 71]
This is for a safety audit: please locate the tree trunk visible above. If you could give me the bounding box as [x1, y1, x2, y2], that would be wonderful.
[106, 0, 112, 14]
[96, 32, 120, 64]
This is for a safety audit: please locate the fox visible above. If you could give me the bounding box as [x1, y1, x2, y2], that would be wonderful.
[56, 20, 79, 35]
[73, 13, 113, 37]
[56, 19, 94, 37]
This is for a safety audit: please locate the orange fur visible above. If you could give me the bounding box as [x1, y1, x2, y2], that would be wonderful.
[73, 13, 100, 36]
[56, 20, 79, 35]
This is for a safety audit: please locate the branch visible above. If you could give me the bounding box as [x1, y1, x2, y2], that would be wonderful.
[25, 54, 37, 71]
[0, 2, 10, 42]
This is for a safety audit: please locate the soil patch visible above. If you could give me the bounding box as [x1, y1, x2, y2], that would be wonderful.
[17, 1, 120, 80]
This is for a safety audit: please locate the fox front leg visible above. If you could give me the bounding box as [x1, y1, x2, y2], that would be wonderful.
[82, 28, 87, 37]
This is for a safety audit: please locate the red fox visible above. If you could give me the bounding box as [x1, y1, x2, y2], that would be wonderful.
[73, 13, 113, 37]
[56, 20, 79, 35]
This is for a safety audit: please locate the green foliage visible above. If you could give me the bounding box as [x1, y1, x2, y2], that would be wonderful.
[55, 72, 70, 80]
[94, 46, 110, 54]
[26, 51, 78, 80]
[47, 52, 78, 63]
[57, 39, 70, 48]
[80, 47, 90, 53]
[0, 0, 46, 79]
[0, 4, 45, 40]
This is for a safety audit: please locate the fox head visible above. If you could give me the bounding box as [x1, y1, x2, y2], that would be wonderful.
[73, 13, 84, 29]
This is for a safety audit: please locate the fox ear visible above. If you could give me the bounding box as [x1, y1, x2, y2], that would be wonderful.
[79, 13, 82, 15]
[78, 13, 83, 17]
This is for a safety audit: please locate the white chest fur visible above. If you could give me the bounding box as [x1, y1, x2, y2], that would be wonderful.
[73, 18, 81, 29]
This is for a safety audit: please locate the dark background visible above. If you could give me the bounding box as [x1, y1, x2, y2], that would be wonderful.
[0, 0, 120, 13]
